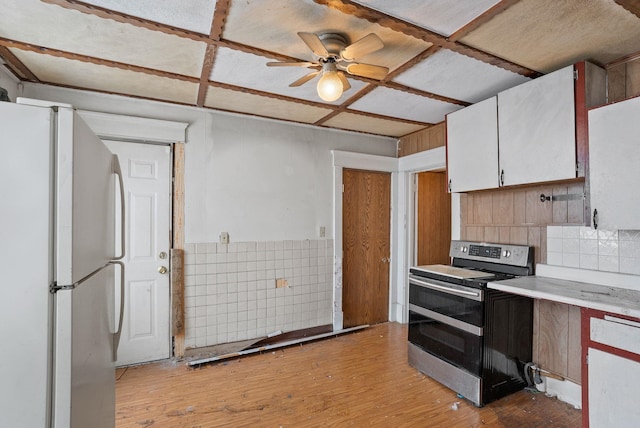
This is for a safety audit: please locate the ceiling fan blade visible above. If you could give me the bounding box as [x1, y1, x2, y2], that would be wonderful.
[338, 72, 351, 91]
[267, 61, 318, 67]
[341, 33, 384, 60]
[346, 63, 389, 80]
[290, 71, 321, 87]
[297, 32, 329, 58]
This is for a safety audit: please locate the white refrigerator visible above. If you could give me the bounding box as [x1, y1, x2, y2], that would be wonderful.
[0, 101, 124, 427]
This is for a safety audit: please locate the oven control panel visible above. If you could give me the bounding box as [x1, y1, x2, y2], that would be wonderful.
[450, 240, 532, 268]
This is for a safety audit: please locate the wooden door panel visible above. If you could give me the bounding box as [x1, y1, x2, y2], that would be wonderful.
[342, 169, 390, 328]
[416, 172, 451, 266]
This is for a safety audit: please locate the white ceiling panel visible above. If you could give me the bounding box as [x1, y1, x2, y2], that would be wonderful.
[393, 49, 530, 103]
[81, 0, 217, 34]
[13, 50, 198, 104]
[352, 0, 501, 37]
[0, 0, 207, 77]
[204, 86, 334, 124]
[350, 87, 463, 124]
[210, 47, 368, 105]
[324, 112, 425, 137]
[2, 0, 638, 138]
[461, 0, 640, 73]
[223, 0, 431, 72]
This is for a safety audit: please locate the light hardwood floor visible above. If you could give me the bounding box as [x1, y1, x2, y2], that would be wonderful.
[116, 323, 581, 427]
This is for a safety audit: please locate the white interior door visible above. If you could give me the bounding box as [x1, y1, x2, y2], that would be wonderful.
[105, 140, 172, 366]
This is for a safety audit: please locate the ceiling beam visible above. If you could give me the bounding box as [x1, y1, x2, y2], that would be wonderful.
[197, 0, 231, 107]
[313, 0, 540, 78]
[448, 0, 521, 42]
[614, 0, 640, 18]
[0, 37, 199, 83]
[0, 45, 39, 81]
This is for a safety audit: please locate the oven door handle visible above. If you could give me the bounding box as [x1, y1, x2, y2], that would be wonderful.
[409, 304, 483, 336]
[409, 276, 482, 301]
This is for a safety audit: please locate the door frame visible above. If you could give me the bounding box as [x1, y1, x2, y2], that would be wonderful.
[78, 110, 189, 357]
[332, 147, 453, 330]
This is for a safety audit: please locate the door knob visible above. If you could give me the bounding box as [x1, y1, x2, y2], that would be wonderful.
[158, 266, 168, 274]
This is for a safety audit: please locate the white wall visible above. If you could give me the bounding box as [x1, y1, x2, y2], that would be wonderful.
[22, 83, 397, 347]
[0, 65, 19, 101]
[21, 84, 397, 243]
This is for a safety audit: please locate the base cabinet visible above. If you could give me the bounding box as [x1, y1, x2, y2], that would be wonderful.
[582, 309, 640, 428]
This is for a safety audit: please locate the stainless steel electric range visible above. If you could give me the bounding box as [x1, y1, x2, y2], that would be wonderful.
[408, 240, 534, 407]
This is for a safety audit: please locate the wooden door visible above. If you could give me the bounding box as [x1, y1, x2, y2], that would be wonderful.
[342, 168, 391, 328]
[104, 141, 172, 366]
[416, 172, 451, 265]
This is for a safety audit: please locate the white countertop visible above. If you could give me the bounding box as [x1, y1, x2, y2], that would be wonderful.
[488, 264, 640, 318]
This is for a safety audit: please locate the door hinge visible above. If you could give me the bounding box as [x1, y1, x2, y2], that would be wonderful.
[342, 184, 344, 193]
[574, 69, 579, 80]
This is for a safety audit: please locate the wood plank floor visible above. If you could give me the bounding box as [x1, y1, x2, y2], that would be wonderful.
[116, 323, 581, 427]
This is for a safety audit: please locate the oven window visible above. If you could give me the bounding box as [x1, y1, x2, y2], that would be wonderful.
[408, 310, 483, 375]
[409, 283, 483, 327]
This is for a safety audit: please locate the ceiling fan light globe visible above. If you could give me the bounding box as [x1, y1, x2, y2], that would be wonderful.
[317, 71, 343, 102]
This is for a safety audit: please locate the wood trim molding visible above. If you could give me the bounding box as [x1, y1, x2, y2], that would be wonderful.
[397, 146, 446, 172]
[0, 45, 39, 81]
[197, 0, 231, 107]
[614, 0, 640, 19]
[332, 150, 397, 172]
[172, 143, 186, 358]
[78, 110, 188, 143]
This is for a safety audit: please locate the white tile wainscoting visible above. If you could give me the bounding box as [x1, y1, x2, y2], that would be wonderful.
[547, 226, 640, 275]
[183, 239, 334, 349]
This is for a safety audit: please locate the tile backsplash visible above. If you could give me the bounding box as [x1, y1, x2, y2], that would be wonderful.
[547, 226, 640, 275]
[183, 239, 334, 349]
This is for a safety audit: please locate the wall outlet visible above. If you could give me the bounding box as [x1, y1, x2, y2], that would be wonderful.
[276, 278, 288, 288]
[319, 226, 325, 238]
[220, 232, 229, 244]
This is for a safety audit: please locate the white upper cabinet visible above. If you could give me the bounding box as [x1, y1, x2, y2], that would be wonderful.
[446, 63, 605, 194]
[446, 97, 499, 193]
[497, 65, 577, 187]
[588, 96, 640, 230]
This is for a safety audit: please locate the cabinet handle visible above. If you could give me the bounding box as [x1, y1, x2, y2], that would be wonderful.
[593, 209, 598, 230]
[500, 169, 505, 186]
[448, 179, 452, 193]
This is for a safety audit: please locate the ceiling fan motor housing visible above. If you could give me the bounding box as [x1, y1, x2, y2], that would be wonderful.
[318, 33, 349, 59]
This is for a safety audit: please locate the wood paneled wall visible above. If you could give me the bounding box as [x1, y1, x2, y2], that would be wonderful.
[460, 181, 585, 265]
[460, 181, 585, 383]
[608, 54, 640, 103]
[397, 122, 445, 157]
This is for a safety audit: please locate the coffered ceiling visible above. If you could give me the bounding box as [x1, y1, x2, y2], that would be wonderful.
[1, 0, 639, 138]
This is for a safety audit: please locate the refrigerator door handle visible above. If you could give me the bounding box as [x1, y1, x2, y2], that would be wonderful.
[110, 260, 125, 362]
[112, 154, 126, 261]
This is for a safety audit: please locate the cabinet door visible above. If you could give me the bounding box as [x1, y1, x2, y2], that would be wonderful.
[498, 65, 576, 186]
[588, 96, 640, 230]
[446, 96, 499, 192]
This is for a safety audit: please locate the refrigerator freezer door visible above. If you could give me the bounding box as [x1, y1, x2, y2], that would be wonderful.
[54, 264, 116, 428]
[56, 108, 116, 285]
[0, 102, 54, 427]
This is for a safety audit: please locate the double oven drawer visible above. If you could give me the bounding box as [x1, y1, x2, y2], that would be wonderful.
[408, 274, 484, 376]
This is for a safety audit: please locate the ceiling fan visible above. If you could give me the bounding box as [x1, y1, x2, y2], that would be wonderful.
[267, 32, 389, 102]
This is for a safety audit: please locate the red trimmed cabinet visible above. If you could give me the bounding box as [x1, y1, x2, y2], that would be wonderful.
[581, 308, 640, 427]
